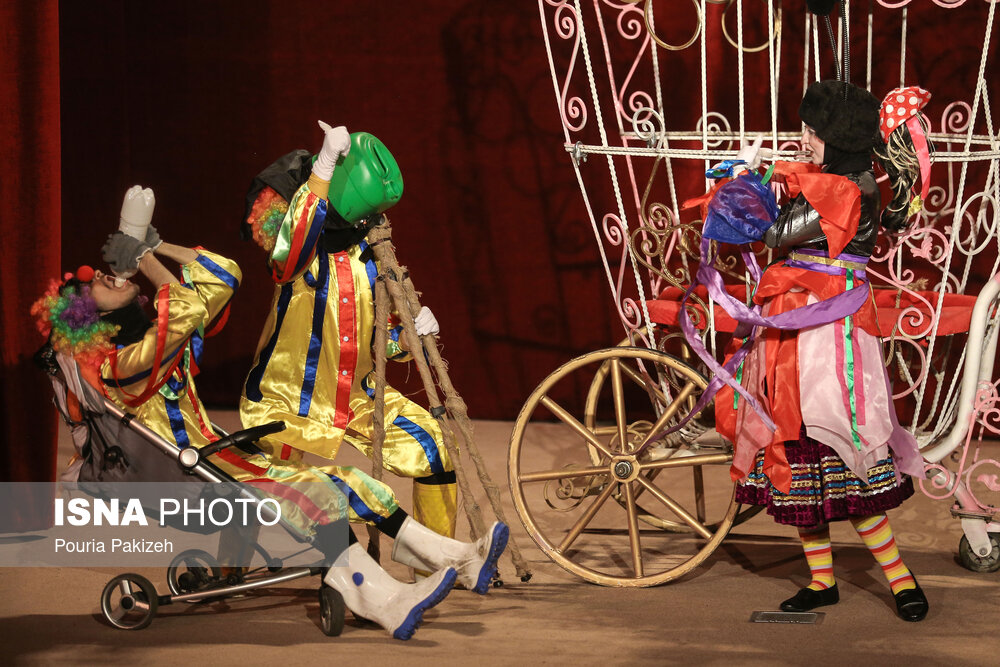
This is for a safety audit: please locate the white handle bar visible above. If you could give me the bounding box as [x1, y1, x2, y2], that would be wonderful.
[921, 273, 1000, 464]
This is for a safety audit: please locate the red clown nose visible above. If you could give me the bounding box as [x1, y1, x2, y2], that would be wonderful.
[75, 265, 95, 283]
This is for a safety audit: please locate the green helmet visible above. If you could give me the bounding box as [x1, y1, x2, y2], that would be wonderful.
[326, 132, 403, 223]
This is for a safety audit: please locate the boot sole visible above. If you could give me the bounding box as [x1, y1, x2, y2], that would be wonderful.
[392, 568, 457, 640]
[472, 523, 510, 595]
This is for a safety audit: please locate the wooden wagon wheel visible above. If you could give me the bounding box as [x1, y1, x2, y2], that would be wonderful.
[583, 339, 762, 532]
[509, 346, 738, 587]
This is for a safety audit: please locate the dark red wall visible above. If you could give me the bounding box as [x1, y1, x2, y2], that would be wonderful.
[57, 1, 615, 420]
[54, 1, 997, 424]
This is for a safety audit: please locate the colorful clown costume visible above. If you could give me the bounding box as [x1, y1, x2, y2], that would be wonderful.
[240, 179, 456, 537]
[100, 249, 400, 537]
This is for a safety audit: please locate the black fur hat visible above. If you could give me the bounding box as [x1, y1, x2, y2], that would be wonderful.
[799, 80, 880, 152]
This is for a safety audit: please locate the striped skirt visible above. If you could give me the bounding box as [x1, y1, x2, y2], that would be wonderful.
[735, 429, 914, 527]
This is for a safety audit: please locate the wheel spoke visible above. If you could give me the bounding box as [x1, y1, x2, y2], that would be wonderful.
[693, 466, 706, 524]
[557, 480, 618, 553]
[518, 465, 608, 483]
[635, 381, 698, 451]
[539, 395, 615, 459]
[623, 481, 644, 578]
[610, 360, 629, 452]
[110, 605, 127, 623]
[642, 452, 731, 470]
[118, 580, 134, 596]
[618, 361, 668, 406]
[634, 476, 713, 540]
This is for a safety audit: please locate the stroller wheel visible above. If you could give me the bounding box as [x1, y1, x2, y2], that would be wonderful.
[319, 585, 345, 637]
[166, 549, 223, 596]
[101, 574, 159, 630]
[959, 534, 1000, 573]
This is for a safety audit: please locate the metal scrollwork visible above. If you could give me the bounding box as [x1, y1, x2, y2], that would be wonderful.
[720, 0, 783, 53]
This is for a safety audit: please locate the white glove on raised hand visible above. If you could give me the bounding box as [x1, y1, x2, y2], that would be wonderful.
[413, 306, 440, 337]
[119, 185, 156, 240]
[313, 121, 351, 181]
[733, 135, 764, 173]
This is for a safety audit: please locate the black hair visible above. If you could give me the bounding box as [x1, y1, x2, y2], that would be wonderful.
[873, 115, 932, 232]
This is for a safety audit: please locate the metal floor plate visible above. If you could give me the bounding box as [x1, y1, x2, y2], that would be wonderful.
[749, 610, 825, 625]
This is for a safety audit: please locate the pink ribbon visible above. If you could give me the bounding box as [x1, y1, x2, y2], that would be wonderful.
[906, 115, 932, 202]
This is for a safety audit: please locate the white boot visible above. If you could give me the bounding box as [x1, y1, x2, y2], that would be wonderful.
[392, 517, 509, 594]
[323, 542, 457, 640]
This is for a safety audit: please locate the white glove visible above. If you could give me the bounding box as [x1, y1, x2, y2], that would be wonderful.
[313, 121, 351, 181]
[413, 306, 440, 337]
[733, 135, 763, 173]
[119, 185, 155, 240]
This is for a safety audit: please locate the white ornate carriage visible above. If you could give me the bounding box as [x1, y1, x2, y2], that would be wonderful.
[509, 0, 1000, 586]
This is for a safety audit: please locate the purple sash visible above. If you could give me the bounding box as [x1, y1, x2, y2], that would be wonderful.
[638, 240, 870, 454]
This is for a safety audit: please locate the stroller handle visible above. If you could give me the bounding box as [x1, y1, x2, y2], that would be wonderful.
[180, 421, 286, 469]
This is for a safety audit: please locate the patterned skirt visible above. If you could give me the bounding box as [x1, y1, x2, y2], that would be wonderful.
[735, 429, 914, 527]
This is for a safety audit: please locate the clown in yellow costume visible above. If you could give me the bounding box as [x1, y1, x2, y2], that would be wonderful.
[240, 122, 457, 538]
[95, 241, 399, 537]
[33, 196, 507, 639]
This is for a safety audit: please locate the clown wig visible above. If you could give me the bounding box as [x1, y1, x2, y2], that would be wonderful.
[31, 270, 119, 371]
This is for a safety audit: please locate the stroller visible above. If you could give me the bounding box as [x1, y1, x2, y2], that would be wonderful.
[37, 344, 348, 635]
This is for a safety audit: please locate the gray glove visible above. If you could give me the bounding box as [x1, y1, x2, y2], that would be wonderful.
[144, 224, 162, 252]
[101, 232, 152, 275]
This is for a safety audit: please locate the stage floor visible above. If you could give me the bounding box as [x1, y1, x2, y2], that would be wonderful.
[2, 415, 998, 665]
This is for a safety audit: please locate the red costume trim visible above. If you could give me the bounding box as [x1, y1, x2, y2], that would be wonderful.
[108, 284, 186, 408]
[784, 172, 861, 258]
[333, 252, 357, 429]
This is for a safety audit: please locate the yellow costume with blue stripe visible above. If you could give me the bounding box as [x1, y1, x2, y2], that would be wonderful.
[100, 249, 399, 537]
[240, 179, 456, 537]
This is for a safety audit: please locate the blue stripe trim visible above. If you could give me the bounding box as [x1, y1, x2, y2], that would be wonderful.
[392, 415, 444, 475]
[190, 330, 204, 367]
[362, 240, 383, 359]
[195, 254, 239, 291]
[102, 343, 184, 387]
[164, 398, 190, 449]
[166, 374, 186, 393]
[244, 283, 294, 402]
[325, 474, 383, 523]
[360, 241, 378, 290]
[298, 251, 329, 416]
[361, 374, 376, 400]
[291, 200, 327, 278]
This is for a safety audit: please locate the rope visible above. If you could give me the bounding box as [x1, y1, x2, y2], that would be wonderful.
[573, 0, 656, 345]
[899, 7, 907, 87]
[366, 270, 390, 561]
[367, 221, 533, 582]
[866, 3, 873, 91]
[910, 0, 996, 431]
[737, 0, 745, 140]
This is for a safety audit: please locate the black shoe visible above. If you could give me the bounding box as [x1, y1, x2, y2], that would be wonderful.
[894, 580, 928, 622]
[779, 584, 840, 612]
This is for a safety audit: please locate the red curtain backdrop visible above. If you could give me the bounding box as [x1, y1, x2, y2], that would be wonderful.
[2, 2, 994, 483]
[56, 2, 605, 422]
[0, 1, 61, 521]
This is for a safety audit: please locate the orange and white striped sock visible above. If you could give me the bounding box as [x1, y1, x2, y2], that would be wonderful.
[850, 514, 916, 594]
[798, 525, 835, 591]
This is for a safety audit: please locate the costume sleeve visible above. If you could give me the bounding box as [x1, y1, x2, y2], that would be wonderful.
[763, 195, 826, 248]
[100, 283, 207, 401]
[764, 172, 861, 256]
[182, 250, 242, 327]
[269, 182, 329, 284]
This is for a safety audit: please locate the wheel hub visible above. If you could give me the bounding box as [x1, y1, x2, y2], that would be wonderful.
[610, 456, 639, 482]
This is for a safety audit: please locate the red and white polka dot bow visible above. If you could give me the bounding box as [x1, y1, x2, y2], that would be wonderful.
[879, 86, 931, 141]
